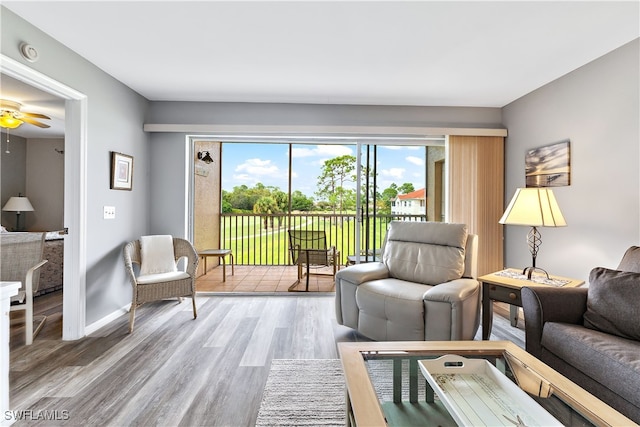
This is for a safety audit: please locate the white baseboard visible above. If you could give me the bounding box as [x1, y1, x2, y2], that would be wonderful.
[84, 303, 130, 336]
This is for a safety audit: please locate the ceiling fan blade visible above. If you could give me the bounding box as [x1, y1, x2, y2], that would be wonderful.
[21, 116, 51, 128]
[21, 111, 51, 120]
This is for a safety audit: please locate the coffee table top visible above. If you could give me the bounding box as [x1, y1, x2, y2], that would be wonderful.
[338, 340, 632, 426]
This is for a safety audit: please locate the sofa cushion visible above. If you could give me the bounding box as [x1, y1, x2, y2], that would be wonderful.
[382, 222, 467, 285]
[541, 322, 640, 410]
[617, 246, 640, 273]
[583, 267, 640, 340]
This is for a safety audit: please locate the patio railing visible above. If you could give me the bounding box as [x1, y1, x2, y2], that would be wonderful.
[220, 213, 427, 265]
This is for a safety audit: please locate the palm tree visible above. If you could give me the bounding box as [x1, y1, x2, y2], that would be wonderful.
[253, 196, 279, 229]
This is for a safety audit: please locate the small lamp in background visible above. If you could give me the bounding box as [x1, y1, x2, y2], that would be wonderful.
[2, 195, 34, 231]
[499, 188, 566, 279]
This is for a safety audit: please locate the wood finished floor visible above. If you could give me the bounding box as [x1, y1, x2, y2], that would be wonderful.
[9, 290, 525, 426]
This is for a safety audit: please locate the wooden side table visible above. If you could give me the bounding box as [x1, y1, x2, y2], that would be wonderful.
[479, 268, 584, 340]
[198, 249, 234, 282]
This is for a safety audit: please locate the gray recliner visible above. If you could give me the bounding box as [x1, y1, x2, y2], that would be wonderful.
[335, 221, 480, 341]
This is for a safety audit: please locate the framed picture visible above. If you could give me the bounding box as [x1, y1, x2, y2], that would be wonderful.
[525, 140, 570, 187]
[111, 152, 134, 190]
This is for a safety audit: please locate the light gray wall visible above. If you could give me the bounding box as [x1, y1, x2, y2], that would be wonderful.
[0, 132, 27, 230]
[1, 135, 65, 231]
[147, 102, 503, 128]
[26, 138, 64, 231]
[1, 7, 151, 325]
[502, 39, 640, 282]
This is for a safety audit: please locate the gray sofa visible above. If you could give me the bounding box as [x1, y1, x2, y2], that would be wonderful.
[335, 221, 480, 341]
[522, 246, 640, 423]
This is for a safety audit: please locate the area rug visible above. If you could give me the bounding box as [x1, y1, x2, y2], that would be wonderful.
[256, 359, 346, 426]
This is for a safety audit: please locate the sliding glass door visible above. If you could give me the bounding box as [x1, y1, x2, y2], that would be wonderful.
[353, 139, 446, 264]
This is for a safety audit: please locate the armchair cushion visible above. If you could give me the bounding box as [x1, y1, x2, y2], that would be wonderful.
[356, 278, 430, 341]
[140, 235, 177, 275]
[583, 267, 640, 340]
[136, 271, 190, 285]
[382, 221, 467, 285]
[334, 262, 389, 285]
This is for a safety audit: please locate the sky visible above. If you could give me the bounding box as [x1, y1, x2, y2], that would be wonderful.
[221, 143, 433, 198]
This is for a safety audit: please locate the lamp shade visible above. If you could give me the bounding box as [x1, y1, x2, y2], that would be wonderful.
[499, 188, 566, 227]
[2, 196, 34, 212]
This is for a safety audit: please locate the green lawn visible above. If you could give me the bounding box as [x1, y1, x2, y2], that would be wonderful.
[221, 213, 391, 265]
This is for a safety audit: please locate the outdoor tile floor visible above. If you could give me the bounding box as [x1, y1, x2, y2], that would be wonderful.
[196, 265, 337, 293]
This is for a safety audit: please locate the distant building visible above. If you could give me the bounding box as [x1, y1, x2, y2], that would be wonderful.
[391, 188, 426, 216]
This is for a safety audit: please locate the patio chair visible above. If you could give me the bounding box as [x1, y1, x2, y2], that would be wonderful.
[2, 232, 48, 345]
[288, 230, 340, 292]
[123, 235, 199, 332]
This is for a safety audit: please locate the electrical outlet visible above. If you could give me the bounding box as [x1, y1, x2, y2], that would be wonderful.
[103, 206, 116, 219]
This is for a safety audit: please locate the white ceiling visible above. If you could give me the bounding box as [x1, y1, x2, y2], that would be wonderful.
[2, 1, 639, 138]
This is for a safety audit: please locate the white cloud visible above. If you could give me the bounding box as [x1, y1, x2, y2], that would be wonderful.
[291, 147, 315, 158]
[235, 158, 279, 176]
[406, 156, 424, 166]
[381, 168, 405, 179]
[233, 173, 255, 183]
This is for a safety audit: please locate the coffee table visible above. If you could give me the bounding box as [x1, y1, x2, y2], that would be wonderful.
[339, 340, 633, 426]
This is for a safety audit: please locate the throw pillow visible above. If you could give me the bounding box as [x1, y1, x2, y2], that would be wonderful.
[139, 235, 177, 276]
[583, 267, 640, 340]
[617, 246, 640, 273]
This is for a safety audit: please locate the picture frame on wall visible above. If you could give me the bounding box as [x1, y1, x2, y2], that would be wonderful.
[110, 152, 134, 190]
[525, 140, 571, 187]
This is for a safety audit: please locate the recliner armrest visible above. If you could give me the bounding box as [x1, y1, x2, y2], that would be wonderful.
[423, 278, 479, 302]
[335, 262, 389, 285]
[521, 286, 588, 357]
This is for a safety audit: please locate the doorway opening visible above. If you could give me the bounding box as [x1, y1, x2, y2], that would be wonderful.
[2, 54, 88, 340]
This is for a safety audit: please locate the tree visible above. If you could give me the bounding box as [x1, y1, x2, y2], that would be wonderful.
[291, 190, 314, 211]
[221, 190, 232, 213]
[253, 196, 278, 229]
[379, 183, 399, 213]
[227, 185, 254, 211]
[316, 155, 356, 215]
[398, 182, 415, 195]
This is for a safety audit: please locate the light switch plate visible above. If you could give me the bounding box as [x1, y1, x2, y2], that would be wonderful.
[103, 206, 116, 219]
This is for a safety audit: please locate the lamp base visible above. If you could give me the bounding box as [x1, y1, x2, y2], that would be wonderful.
[522, 266, 550, 280]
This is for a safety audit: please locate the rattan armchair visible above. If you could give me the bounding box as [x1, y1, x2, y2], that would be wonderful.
[123, 236, 199, 332]
[1, 232, 48, 345]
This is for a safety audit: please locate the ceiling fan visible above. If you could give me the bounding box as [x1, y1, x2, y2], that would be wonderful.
[0, 99, 51, 129]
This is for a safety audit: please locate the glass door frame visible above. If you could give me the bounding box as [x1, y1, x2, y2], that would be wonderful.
[354, 138, 446, 264]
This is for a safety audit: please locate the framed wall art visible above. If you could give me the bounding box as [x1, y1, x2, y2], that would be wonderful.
[110, 152, 134, 190]
[525, 140, 571, 187]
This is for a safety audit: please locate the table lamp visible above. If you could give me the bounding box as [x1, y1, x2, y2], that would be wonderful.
[2, 195, 34, 231]
[499, 188, 566, 279]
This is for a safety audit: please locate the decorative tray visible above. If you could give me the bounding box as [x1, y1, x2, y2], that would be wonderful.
[419, 355, 562, 427]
